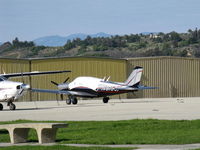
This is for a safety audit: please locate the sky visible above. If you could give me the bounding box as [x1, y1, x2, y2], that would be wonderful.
[1, 0, 200, 42]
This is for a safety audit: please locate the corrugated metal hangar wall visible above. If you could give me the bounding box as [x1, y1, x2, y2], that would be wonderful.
[0, 56, 199, 101]
[30, 57, 127, 101]
[127, 57, 200, 98]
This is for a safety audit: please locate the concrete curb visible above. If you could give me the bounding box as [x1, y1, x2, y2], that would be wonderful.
[1, 143, 200, 150]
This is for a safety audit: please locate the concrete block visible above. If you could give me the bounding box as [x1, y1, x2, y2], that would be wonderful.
[0, 123, 68, 144]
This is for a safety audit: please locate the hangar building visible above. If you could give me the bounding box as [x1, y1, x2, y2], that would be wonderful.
[0, 56, 199, 101]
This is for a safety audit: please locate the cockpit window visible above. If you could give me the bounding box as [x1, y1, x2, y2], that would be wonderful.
[16, 85, 21, 89]
[0, 77, 7, 81]
[0, 78, 4, 82]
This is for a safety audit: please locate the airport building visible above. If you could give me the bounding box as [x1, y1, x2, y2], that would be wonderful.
[0, 56, 199, 101]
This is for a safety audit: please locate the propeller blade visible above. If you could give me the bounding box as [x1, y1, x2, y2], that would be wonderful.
[21, 72, 25, 84]
[63, 77, 70, 83]
[19, 64, 25, 84]
[0, 64, 5, 74]
[60, 94, 64, 100]
[51, 81, 59, 86]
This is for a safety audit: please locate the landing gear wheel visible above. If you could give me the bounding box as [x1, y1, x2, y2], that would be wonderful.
[72, 98, 78, 105]
[66, 99, 71, 105]
[103, 97, 109, 103]
[0, 103, 3, 111]
[9, 103, 16, 110]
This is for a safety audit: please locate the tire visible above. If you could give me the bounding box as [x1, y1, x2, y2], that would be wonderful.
[103, 97, 109, 103]
[72, 98, 78, 105]
[66, 99, 71, 105]
[10, 103, 16, 110]
[0, 103, 3, 111]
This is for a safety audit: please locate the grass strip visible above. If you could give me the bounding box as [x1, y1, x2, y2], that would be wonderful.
[0, 119, 200, 144]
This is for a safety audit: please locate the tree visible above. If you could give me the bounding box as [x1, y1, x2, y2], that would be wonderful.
[64, 40, 75, 50]
[12, 37, 19, 47]
[169, 31, 182, 42]
[188, 28, 198, 44]
[12, 37, 34, 48]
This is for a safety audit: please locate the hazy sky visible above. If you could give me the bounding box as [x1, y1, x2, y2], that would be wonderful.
[1, 0, 200, 42]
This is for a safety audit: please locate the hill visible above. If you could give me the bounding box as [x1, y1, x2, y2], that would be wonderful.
[0, 28, 200, 59]
[33, 32, 111, 47]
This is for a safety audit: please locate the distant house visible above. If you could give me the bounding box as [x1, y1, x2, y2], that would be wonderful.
[149, 33, 160, 38]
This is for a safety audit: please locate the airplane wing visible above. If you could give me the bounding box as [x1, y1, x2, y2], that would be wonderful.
[1, 70, 71, 79]
[31, 88, 97, 97]
[31, 89, 71, 94]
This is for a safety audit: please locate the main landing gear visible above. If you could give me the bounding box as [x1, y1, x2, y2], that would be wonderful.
[7, 101, 16, 110]
[0, 103, 3, 111]
[103, 97, 109, 103]
[66, 96, 78, 105]
[10, 103, 16, 110]
[0, 102, 16, 111]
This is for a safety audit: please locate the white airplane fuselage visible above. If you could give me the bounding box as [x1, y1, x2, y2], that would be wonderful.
[59, 76, 135, 98]
[0, 80, 28, 102]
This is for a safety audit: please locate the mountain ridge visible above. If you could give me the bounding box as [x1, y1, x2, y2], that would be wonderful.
[33, 32, 112, 47]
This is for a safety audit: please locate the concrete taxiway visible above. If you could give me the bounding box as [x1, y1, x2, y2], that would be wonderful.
[0, 97, 200, 121]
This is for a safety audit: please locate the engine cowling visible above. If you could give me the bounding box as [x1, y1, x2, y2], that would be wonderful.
[58, 83, 69, 90]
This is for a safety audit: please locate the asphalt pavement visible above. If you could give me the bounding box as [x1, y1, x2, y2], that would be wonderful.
[0, 97, 200, 121]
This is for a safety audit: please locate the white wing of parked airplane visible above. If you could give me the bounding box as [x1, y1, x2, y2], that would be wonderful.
[1, 70, 71, 79]
[31, 88, 97, 97]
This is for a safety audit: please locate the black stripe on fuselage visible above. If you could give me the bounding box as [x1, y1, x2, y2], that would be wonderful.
[70, 87, 133, 97]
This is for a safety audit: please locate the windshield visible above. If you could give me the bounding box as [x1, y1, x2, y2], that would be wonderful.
[0, 77, 6, 82]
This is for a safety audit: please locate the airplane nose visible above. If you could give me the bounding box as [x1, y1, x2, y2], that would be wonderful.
[21, 84, 30, 90]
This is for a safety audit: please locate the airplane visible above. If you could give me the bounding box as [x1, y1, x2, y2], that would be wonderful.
[0, 70, 70, 110]
[32, 66, 156, 105]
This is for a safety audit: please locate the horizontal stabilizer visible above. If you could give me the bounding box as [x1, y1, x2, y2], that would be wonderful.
[136, 85, 158, 90]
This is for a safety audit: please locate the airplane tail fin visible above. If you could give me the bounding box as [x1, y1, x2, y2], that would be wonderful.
[124, 66, 143, 87]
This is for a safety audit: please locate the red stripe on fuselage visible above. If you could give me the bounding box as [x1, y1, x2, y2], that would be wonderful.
[0, 88, 12, 91]
[97, 90, 126, 94]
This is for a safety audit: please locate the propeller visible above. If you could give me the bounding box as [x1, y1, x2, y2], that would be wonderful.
[63, 77, 70, 83]
[60, 94, 64, 100]
[51, 77, 70, 86]
[51, 77, 70, 101]
[0, 64, 5, 75]
[16, 63, 31, 100]
[51, 81, 59, 86]
[19, 63, 25, 84]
